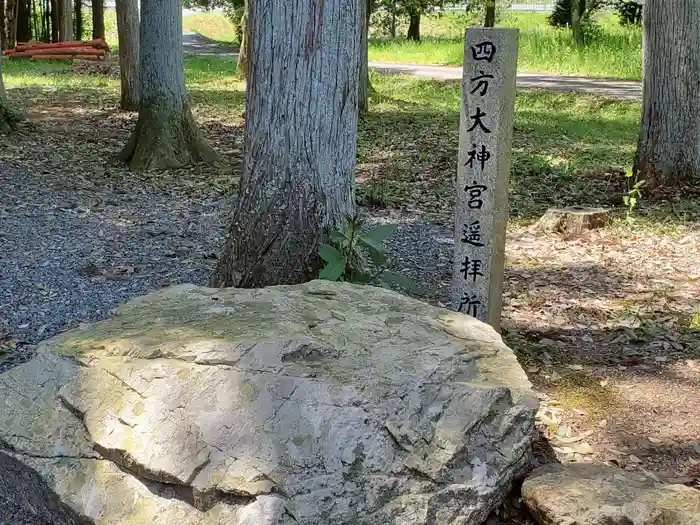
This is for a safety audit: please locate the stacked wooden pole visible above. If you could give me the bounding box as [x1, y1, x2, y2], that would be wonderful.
[5, 38, 109, 60]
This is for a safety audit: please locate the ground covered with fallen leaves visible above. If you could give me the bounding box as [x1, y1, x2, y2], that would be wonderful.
[1, 57, 699, 519]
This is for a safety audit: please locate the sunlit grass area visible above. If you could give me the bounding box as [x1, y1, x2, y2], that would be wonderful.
[6, 56, 693, 232]
[368, 11, 642, 79]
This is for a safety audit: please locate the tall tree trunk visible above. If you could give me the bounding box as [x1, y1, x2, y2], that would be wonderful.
[17, 0, 30, 42]
[58, 0, 72, 42]
[634, 0, 700, 190]
[571, 0, 583, 46]
[119, 0, 218, 170]
[0, 0, 6, 50]
[236, 0, 248, 78]
[72, 0, 80, 39]
[50, 0, 58, 42]
[358, 0, 370, 114]
[1, 0, 18, 49]
[214, 0, 363, 288]
[407, 10, 419, 41]
[484, 0, 496, 27]
[115, 0, 139, 110]
[91, 0, 103, 39]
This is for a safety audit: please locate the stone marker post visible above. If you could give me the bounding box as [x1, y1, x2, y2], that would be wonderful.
[452, 28, 519, 332]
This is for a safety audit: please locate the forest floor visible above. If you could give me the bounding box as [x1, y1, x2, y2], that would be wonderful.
[1, 57, 699, 520]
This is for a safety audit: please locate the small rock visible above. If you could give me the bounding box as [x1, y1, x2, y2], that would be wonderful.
[523, 463, 700, 525]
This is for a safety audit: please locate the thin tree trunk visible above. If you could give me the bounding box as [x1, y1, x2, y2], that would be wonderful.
[390, 0, 396, 38]
[58, 0, 72, 42]
[0, 0, 6, 50]
[50, 0, 58, 42]
[119, 0, 218, 170]
[571, 0, 583, 46]
[17, 0, 30, 42]
[73, 0, 80, 39]
[634, 0, 700, 190]
[236, 0, 248, 78]
[214, 0, 363, 288]
[91, 0, 103, 39]
[115, 0, 139, 110]
[407, 10, 420, 41]
[1, 0, 18, 49]
[358, 0, 370, 114]
[485, 0, 496, 27]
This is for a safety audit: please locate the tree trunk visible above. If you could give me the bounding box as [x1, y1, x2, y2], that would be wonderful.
[50, 0, 58, 42]
[214, 0, 363, 288]
[484, 0, 496, 27]
[115, 0, 139, 111]
[1, 0, 18, 50]
[0, 57, 23, 133]
[358, 0, 371, 114]
[407, 10, 420, 41]
[0, 0, 6, 51]
[236, 0, 248, 78]
[58, 0, 72, 42]
[571, 0, 583, 46]
[119, 0, 218, 170]
[73, 0, 81, 40]
[91, 0, 103, 39]
[634, 0, 700, 190]
[17, 0, 30, 42]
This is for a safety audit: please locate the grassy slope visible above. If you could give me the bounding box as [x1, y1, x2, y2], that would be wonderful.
[369, 11, 642, 80]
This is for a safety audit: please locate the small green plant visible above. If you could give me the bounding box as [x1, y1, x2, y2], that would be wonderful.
[623, 169, 645, 224]
[318, 215, 421, 294]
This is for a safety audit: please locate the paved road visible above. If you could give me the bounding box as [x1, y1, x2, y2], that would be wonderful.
[183, 33, 642, 101]
[368, 62, 642, 101]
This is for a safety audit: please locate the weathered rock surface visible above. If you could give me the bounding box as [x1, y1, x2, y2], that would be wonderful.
[0, 450, 92, 525]
[522, 463, 700, 525]
[0, 281, 537, 524]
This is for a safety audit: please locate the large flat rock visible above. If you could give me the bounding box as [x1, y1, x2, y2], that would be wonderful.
[523, 463, 700, 525]
[0, 281, 537, 524]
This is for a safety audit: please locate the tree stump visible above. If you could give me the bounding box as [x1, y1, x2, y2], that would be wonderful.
[533, 206, 609, 234]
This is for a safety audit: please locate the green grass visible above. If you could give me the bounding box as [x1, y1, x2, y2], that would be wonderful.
[368, 11, 642, 80]
[182, 12, 239, 44]
[5, 56, 695, 231]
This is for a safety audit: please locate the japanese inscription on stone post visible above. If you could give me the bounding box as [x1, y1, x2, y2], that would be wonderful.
[452, 28, 519, 332]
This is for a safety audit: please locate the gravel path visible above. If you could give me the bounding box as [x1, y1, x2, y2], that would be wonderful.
[0, 160, 233, 371]
[0, 155, 449, 372]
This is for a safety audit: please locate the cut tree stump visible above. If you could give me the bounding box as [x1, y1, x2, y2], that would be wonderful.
[533, 206, 609, 234]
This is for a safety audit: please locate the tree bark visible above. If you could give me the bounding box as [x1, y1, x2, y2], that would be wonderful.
[358, 0, 371, 114]
[50, 0, 58, 41]
[634, 0, 700, 190]
[58, 0, 72, 42]
[119, 0, 218, 170]
[1, 0, 19, 50]
[407, 10, 420, 41]
[0, 57, 23, 133]
[571, 0, 583, 46]
[484, 0, 496, 27]
[115, 0, 139, 111]
[214, 0, 363, 288]
[91, 0, 103, 39]
[236, 0, 248, 78]
[73, 0, 81, 40]
[17, 0, 30, 42]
